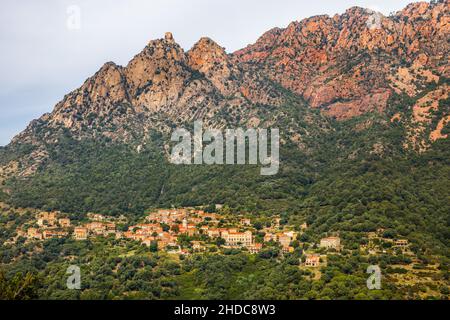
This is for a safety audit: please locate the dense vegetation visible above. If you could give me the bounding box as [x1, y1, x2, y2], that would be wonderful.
[0, 235, 431, 300]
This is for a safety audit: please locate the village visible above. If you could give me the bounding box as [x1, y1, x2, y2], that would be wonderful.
[12, 206, 412, 269]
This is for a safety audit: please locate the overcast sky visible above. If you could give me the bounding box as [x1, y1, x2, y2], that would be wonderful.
[0, 0, 420, 146]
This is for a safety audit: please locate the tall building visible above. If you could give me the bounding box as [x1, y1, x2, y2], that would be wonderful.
[221, 230, 253, 247]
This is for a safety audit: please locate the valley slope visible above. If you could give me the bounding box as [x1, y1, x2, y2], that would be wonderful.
[0, 0, 449, 256]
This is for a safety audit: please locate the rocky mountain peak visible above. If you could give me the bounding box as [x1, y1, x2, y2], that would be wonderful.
[188, 37, 228, 70]
[1, 1, 448, 181]
[5, 2, 449, 149]
[187, 37, 237, 96]
[84, 62, 128, 103]
[233, 0, 448, 119]
[41, 60, 130, 134]
[164, 31, 175, 42]
[400, 1, 432, 16]
[124, 33, 190, 112]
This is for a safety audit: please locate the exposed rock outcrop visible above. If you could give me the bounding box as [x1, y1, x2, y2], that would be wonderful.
[233, 0, 449, 119]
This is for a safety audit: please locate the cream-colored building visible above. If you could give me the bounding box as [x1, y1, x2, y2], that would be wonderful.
[27, 228, 42, 240]
[305, 254, 320, 267]
[320, 236, 341, 251]
[58, 218, 71, 228]
[278, 234, 292, 248]
[192, 241, 205, 251]
[395, 239, 409, 247]
[42, 230, 67, 239]
[74, 227, 88, 240]
[37, 212, 57, 227]
[248, 243, 262, 254]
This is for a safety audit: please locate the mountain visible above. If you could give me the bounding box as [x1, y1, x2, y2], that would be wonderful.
[0, 1, 448, 242]
[0, 1, 449, 301]
[234, 1, 449, 119]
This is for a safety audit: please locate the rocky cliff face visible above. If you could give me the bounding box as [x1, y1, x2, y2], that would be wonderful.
[233, 0, 449, 119]
[13, 32, 283, 146]
[3, 1, 449, 178]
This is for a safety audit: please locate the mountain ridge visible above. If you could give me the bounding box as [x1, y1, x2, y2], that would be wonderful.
[8, 1, 448, 148]
[0, 0, 448, 203]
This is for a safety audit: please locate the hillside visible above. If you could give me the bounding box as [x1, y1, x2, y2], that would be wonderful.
[0, 0, 448, 255]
